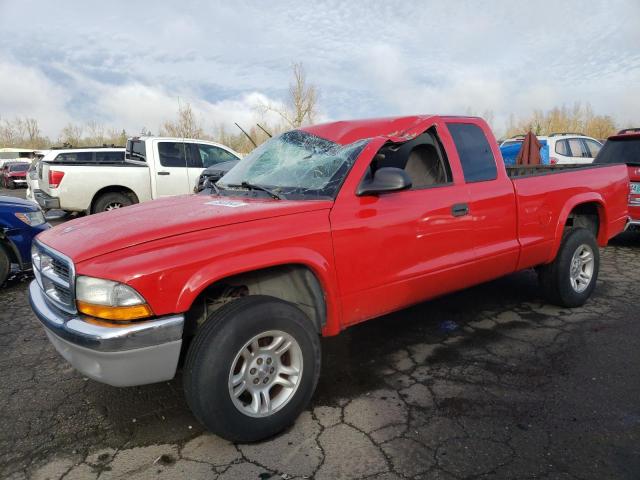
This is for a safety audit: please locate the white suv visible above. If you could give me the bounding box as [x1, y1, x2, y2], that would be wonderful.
[500, 133, 603, 165]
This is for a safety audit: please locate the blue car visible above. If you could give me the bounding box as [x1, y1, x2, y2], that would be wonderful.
[0, 196, 50, 285]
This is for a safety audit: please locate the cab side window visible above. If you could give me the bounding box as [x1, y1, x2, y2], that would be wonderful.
[372, 130, 452, 190]
[158, 142, 191, 168]
[567, 138, 588, 158]
[584, 139, 602, 157]
[555, 140, 570, 156]
[447, 123, 497, 182]
[196, 144, 239, 168]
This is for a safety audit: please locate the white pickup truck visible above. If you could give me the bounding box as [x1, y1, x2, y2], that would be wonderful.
[32, 137, 241, 214]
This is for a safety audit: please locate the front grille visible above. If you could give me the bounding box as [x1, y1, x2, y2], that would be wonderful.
[52, 258, 70, 282]
[33, 242, 76, 313]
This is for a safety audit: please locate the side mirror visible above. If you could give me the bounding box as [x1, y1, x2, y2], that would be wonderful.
[356, 167, 412, 196]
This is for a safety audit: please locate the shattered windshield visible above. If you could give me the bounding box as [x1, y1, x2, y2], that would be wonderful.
[219, 130, 368, 199]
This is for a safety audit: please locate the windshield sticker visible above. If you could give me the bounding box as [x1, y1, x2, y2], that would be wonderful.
[205, 199, 248, 208]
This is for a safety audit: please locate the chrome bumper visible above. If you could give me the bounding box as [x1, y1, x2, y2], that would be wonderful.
[33, 190, 60, 210]
[29, 280, 184, 387]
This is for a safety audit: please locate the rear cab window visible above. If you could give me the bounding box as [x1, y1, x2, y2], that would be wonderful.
[126, 140, 147, 162]
[595, 136, 640, 165]
[447, 123, 497, 182]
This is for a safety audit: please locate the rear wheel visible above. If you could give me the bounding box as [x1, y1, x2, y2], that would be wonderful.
[183, 295, 321, 442]
[0, 245, 10, 286]
[537, 227, 599, 307]
[92, 192, 134, 214]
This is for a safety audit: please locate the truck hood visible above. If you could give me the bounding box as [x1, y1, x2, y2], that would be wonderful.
[37, 194, 333, 263]
[0, 195, 39, 210]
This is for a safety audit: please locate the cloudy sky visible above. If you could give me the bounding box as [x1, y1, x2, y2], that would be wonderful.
[1, 0, 639, 138]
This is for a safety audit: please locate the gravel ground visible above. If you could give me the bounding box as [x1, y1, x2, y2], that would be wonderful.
[1, 186, 640, 479]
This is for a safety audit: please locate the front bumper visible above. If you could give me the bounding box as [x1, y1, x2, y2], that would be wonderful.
[33, 190, 60, 210]
[29, 281, 184, 387]
[11, 178, 27, 185]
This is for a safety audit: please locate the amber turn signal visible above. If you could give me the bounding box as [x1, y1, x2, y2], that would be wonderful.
[77, 301, 153, 321]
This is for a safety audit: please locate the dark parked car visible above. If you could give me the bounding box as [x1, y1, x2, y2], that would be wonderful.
[1, 162, 30, 189]
[594, 128, 640, 229]
[194, 159, 240, 192]
[0, 196, 50, 285]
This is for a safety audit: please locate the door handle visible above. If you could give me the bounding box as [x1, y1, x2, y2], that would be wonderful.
[158, 171, 170, 176]
[451, 203, 469, 217]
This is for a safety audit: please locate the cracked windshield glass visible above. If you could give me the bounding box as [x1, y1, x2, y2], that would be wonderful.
[219, 130, 368, 199]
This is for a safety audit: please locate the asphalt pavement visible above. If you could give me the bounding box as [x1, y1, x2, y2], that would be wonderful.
[1, 186, 639, 479]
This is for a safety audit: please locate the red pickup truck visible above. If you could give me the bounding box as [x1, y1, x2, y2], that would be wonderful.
[29, 115, 629, 441]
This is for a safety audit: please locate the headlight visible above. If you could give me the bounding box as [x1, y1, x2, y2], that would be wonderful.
[76, 275, 153, 321]
[15, 211, 46, 226]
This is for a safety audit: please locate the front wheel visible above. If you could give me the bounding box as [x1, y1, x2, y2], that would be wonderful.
[537, 227, 599, 307]
[183, 295, 321, 442]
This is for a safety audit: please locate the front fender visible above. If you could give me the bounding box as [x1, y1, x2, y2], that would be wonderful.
[175, 247, 343, 336]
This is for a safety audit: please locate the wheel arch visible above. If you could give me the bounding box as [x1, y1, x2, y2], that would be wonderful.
[180, 263, 332, 339]
[549, 194, 607, 263]
[0, 233, 23, 268]
[90, 186, 140, 213]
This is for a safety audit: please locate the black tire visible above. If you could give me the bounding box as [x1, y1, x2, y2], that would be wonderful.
[183, 295, 321, 442]
[92, 192, 134, 214]
[537, 227, 599, 307]
[7, 179, 14, 189]
[0, 245, 10, 286]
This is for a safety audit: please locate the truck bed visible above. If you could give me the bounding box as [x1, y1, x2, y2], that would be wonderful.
[509, 163, 629, 270]
[505, 163, 610, 178]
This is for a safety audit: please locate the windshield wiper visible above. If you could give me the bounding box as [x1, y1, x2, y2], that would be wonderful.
[226, 181, 284, 200]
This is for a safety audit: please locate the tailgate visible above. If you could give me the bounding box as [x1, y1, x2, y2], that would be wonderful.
[39, 162, 53, 195]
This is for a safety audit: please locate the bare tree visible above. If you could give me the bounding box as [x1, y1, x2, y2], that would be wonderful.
[59, 123, 84, 147]
[24, 118, 40, 143]
[504, 103, 617, 139]
[258, 62, 319, 128]
[85, 120, 105, 145]
[160, 102, 205, 138]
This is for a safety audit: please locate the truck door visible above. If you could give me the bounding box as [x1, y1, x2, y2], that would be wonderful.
[154, 141, 192, 197]
[330, 126, 477, 327]
[444, 120, 519, 282]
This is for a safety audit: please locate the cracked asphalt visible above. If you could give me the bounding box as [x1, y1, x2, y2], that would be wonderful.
[2, 187, 640, 479]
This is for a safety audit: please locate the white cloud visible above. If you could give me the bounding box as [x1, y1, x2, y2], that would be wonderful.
[0, 0, 638, 139]
[0, 61, 72, 135]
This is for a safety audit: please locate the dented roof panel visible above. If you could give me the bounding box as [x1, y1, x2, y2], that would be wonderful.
[300, 115, 440, 145]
